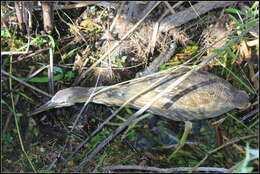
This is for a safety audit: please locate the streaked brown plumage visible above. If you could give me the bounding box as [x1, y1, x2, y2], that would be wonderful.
[30, 67, 249, 121]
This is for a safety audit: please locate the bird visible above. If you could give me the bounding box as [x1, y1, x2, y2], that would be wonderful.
[30, 67, 249, 121]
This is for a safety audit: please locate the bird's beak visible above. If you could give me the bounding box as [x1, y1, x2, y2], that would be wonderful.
[28, 100, 57, 116]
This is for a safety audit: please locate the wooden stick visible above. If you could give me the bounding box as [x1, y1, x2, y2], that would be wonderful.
[1, 69, 52, 98]
[159, 1, 237, 32]
[105, 165, 229, 173]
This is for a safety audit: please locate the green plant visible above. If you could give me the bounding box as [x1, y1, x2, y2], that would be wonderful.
[232, 144, 259, 173]
[225, 2, 259, 42]
[30, 36, 48, 47]
[226, 2, 259, 32]
[1, 27, 23, 51]
[208, 2, 259, 93]
[1, 29, 11, 38]
[90, 129, 113, 148]
[61, 45, 84, 61]
[19, 65, 64, 83]
[212, 3, 259, 65]
[110, 56, 127, 68]
[2, 133, 14, 153]
[64, 71, 75, 81]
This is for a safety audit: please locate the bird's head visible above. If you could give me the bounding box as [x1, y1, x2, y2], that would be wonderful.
[29, 87, 92, 116]
[232, 90, 250, 109]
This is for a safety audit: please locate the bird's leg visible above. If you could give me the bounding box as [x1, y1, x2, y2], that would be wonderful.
[168, 121, 193, 161]
[121, 113, 152, 140]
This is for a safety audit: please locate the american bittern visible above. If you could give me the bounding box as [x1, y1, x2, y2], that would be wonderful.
[30, 67, 249, 121]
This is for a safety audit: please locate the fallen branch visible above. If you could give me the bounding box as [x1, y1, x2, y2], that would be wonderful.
[159, 1, 237, 32]
[135, 42, 177, 77]
[105, 165, 229, 173]
[247, 39, 259, 47]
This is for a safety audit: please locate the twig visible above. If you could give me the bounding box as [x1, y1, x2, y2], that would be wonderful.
[48, 47, 54, 95]
[47, 155, 59, 171]
[251, 71, 259, 82]
[163, 1, 177, 14]
[32, 2, 117, 12]
[26, 65, 48, 80]
[54, 1, 98, 10]
[92, 152, 107, 173]
[191, 134, 258, 172]
[3, 95, 20, 134]
[72, 1, 162, 86]
[54, 1, 117, 10]
[240, 109, 259, 121]
[1, 51, 31, 55]
[148, 1, 181, 54]
[109, 2, 126, 32]
[1, 69, 52, 98]
[247, 39, 259, 47]
[226, 160, 244, 173]
[12, 48, 49, 63]
[136, 43, 177, 77]
[140, 2, 158, 19]
[223, 135, 259, 166]
[158, 1, 184, 22]
[104, 165, 229, 173]
[59, 61, 145, 70]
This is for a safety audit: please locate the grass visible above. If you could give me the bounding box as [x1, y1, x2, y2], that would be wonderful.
[1, 1, 258, 173]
